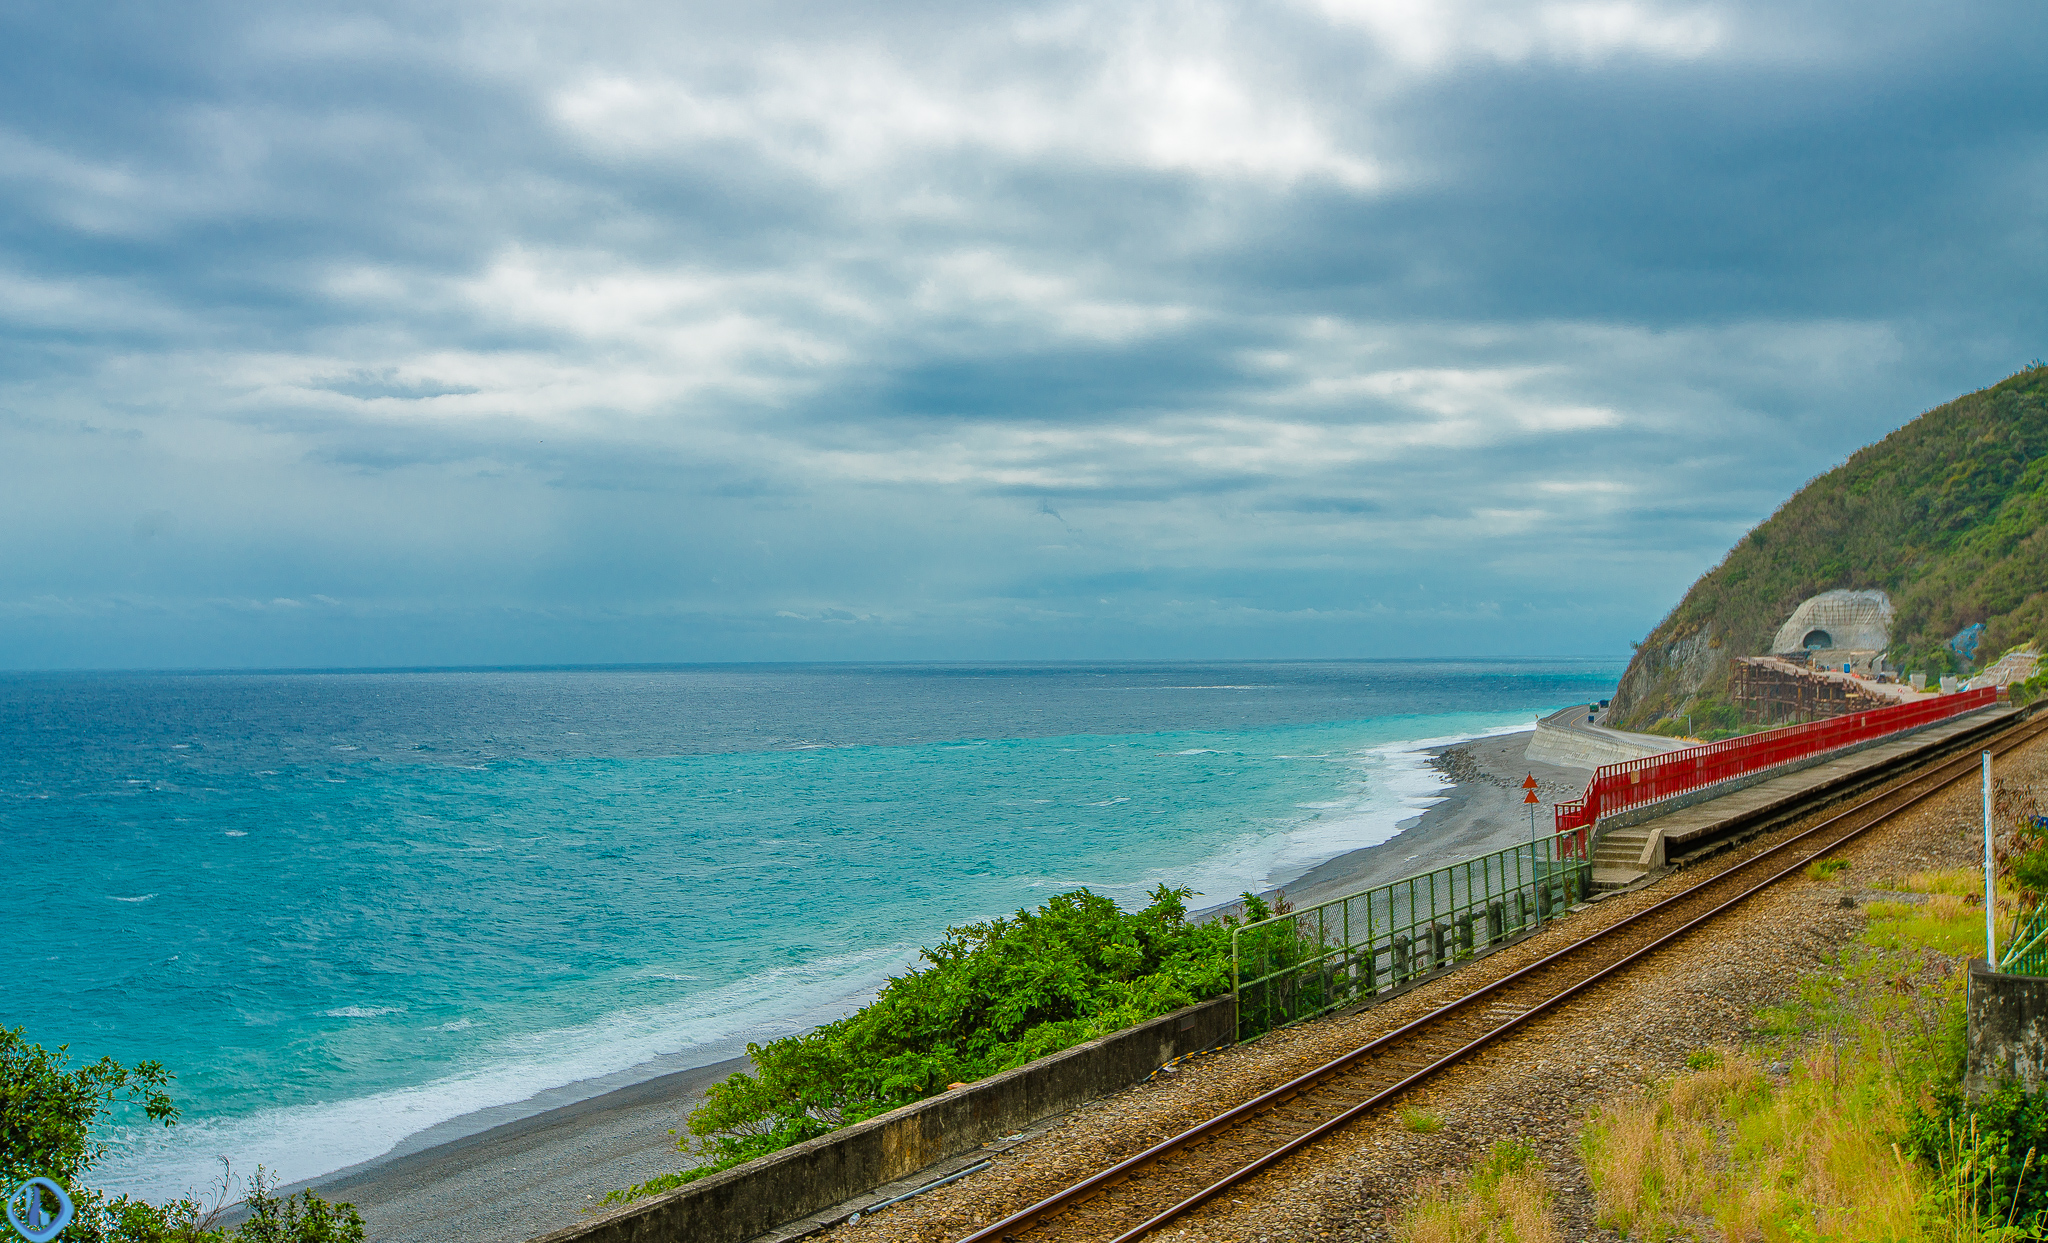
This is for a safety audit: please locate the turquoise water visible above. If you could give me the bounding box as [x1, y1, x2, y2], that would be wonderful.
[2, 661, 1620, 1198]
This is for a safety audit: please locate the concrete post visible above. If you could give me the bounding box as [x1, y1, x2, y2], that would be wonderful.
[1967, 960, 2048, 1097]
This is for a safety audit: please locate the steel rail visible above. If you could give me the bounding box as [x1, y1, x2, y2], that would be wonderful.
[959, 707, 2046, 1243]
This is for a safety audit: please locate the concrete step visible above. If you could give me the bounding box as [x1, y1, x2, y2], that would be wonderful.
[1594, 836, 1650, 865]
[1593, 826, 1653, 882]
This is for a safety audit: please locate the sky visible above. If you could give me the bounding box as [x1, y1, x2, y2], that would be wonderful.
[2, 1, 2046, 669]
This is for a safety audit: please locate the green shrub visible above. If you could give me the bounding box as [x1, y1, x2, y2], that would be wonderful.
[2015, 844, 2048, 897]
[1905, 1080, 2048, 1231]
[609, 884, 1235, 1204]
[1, 1025, 177, 1190]
[0, 1026, 362, 1243]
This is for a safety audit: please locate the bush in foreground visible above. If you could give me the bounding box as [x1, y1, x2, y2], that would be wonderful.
[0, 1026, 363, 1243]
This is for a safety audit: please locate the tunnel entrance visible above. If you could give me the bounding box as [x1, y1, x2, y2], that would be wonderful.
[1803, 629, 1834, 650]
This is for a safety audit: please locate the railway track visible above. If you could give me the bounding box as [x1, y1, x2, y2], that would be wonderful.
[961, 707, 2048, 1243]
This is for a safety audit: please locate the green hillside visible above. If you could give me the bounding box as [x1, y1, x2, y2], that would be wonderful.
[1609, 364, 2048, 731]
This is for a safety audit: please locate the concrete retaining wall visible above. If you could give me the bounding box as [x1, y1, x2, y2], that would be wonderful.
[1524, 710, 1682, 771]
[530, 995, 1236, 1243]
[1967, 960, 2048, 1097]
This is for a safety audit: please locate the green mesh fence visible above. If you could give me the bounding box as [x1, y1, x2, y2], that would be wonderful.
[1230, 835, 1593, 1041]
[2001, 908, 2048, 976]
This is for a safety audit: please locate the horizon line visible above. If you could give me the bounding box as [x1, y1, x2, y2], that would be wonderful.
[0, 654, 1634, 677]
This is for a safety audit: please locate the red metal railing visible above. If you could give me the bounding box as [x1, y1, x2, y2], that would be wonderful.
[1553, 688, 1998, 837]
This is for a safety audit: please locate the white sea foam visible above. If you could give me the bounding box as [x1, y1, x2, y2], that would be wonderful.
[94, 945, 914, 1203]
[324, 1006, 405, 1018]
[108, 894, 156, 903]
[1113, 716, 1540, 907]
[223, 830, 248, 837]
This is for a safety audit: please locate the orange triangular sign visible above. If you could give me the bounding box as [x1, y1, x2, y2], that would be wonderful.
[1524, 789, 1540, 804]
[1522, 774, 1539, 789]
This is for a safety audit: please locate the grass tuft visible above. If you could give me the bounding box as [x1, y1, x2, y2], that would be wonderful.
[1401, 1138, 1559, 1243]
[1400, 1106, 1445, 1134]
[1806, 857, 1851, 881]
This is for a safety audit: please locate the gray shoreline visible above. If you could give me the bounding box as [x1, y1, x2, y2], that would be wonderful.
[268, 1056, 746, 1243]
[280, 727, 1592, 1242]
[1264, 728, 1591, 912]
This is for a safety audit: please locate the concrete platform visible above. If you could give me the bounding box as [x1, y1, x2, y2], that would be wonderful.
[1590, 702, 2026, 888]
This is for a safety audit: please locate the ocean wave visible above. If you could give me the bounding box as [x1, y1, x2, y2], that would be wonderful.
[324, 1006, 405, 1018]
[1141, 714, 1544, 904]
[108, 894, 156, 903]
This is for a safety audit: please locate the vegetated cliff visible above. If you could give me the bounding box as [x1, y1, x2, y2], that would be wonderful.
[1609, 364, 2048, 732]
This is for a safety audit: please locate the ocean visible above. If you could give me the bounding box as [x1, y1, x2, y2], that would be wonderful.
[2, 659, 1621, 1201]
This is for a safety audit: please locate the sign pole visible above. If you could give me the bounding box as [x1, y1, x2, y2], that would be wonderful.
[1985, 751, 1998, 966]
[1524, 774, 1542, 917]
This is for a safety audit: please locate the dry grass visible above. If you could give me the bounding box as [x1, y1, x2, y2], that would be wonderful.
[1401, 1140, 1560, 1243]
[1903, 868, 1985, 897]
[1584, 1044, 1927, 1242]
[1580, 865, 2006, 1243]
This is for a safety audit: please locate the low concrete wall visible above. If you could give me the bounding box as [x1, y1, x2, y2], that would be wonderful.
[1967, 960, 2048, 1097]
[1524, 709, 1682, 771]
[530, 995, 1236, 1243]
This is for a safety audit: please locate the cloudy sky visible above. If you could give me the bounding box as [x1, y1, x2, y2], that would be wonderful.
[2, 1, 2044, 669]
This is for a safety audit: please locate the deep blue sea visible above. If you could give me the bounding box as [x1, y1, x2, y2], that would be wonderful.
[3, 660, 1621, 1200]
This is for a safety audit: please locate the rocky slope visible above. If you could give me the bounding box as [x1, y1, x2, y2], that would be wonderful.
[1609, 364, 2048, 730]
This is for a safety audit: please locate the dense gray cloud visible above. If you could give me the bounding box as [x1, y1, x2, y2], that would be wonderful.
[2, 0, 2044, 667]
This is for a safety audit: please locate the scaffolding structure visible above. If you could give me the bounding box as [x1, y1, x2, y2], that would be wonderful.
[1730, 655, 1899, 726]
